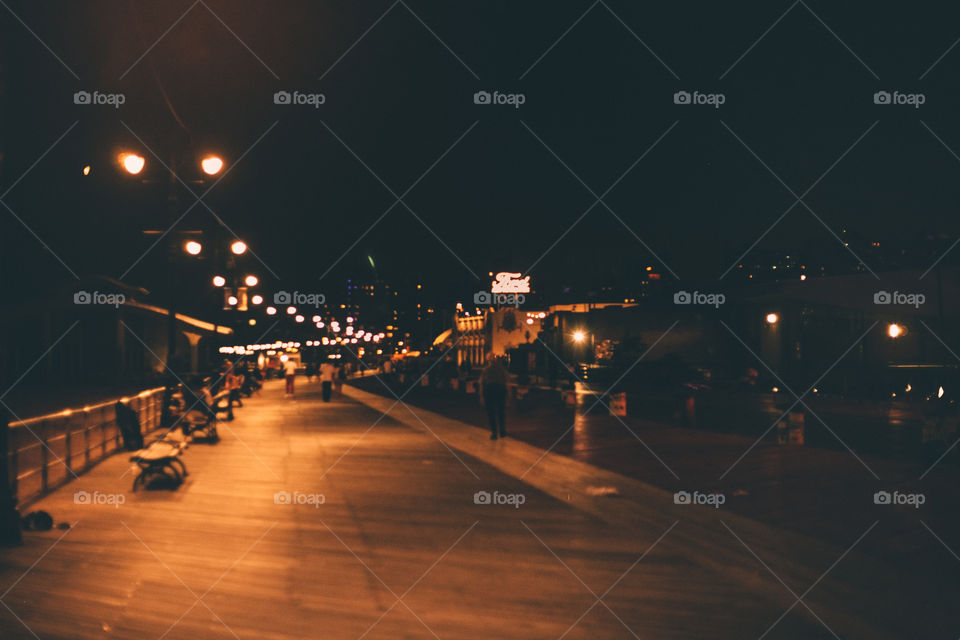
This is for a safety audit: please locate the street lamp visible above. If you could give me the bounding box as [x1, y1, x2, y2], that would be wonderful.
[266, 306, 277, 315]
[766, 313, 779, 325]
[888, 323, 903, 339]
[184, 240, 202, 255]
[212, 275, 226, 287]
[573, 330, 586, 343]
[286, 306, 297, 315]
[230, 240, 247, 255]
[227, 295, 238, 306]
[251, 294, 263, 305]
[244, 275, 258, 287]
[201, 155, 224, 176]
[118, 152, 145, 175]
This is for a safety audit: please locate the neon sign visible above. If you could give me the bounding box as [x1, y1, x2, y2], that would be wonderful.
[491, 272, 530, 294]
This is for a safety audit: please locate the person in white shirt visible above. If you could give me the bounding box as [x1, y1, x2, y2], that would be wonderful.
[319, 361, 336, 402]
[283, 358, 298, 396]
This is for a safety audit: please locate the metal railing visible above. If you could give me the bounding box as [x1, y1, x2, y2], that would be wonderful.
[6, 387, 166, 505]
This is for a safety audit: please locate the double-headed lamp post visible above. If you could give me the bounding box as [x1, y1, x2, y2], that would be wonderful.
[116, 150, 225, 372]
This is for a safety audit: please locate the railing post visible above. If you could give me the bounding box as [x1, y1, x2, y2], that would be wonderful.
[65, 417, 72, 476]
[101, 409, 108, 457]
[0, 408, 22, 545]
[40, 420, 48, 495]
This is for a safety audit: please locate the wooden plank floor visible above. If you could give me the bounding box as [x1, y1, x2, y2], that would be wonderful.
[0, 380, 838, 639]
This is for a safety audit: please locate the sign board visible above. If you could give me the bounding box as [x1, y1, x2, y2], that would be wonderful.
[491, 272, 531, 294]
[609, 392, 627, 417]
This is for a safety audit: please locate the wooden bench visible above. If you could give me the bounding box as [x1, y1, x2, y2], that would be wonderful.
[167, 386, 224, 443]
[129, 440, 188, 490]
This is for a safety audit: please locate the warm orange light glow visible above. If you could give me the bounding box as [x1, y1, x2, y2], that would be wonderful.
[573, 331, 586, 343]
[248, 318, 257, 326]
[230, 240, 247, 255]
[244, 275, 258, 287]
[227, 295, 238, 306]
[766, 313, 779, 325]
[266, 306, 277, 315]
[119, 153, 145, 175]
[184, 240, 202, 255]
[888, 323, 903, 338]
[286, 306, 296, 315]
[251, 294, 263, 305]
[201, 155, 224, 175]
[82, 165, 91, 176]
[212, 275, 226, 287]
[295, 315, 305, 323]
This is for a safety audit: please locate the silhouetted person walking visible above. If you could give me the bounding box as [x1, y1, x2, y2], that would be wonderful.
[320, 361, 335, 402]
[283, 357, 297, 396]
[480, 353, 508, 439]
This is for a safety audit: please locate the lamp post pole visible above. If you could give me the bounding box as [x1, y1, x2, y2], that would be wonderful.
[0, 407, 22, 546]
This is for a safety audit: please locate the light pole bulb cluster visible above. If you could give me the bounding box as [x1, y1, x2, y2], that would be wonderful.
[201, 155, 224, 175]
[117, 152, 224, 177]
[119, 153, 145, 175]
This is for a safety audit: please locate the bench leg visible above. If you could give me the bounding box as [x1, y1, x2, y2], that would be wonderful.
[170, 458, 188, 478]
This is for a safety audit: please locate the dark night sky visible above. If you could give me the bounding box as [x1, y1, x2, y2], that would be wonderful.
[4, 1, 960, 307]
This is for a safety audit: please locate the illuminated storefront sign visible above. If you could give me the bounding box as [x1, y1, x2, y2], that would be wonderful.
[491, 272, 530, 294]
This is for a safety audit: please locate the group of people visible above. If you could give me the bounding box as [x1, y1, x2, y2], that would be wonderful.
[284, 358, 347, 402]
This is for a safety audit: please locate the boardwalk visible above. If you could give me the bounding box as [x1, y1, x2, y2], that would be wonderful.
[0, 380, 901, 639]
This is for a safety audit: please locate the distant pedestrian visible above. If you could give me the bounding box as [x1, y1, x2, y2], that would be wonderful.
[306, 362, 318, 383]
[283, 357, 297, 396]
[480, 353, 509, 439]
[225, 364, 243, 420]
[320, 361, 335, 402]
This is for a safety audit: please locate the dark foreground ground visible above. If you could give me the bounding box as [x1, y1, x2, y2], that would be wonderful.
[349, 374, 960, 616]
